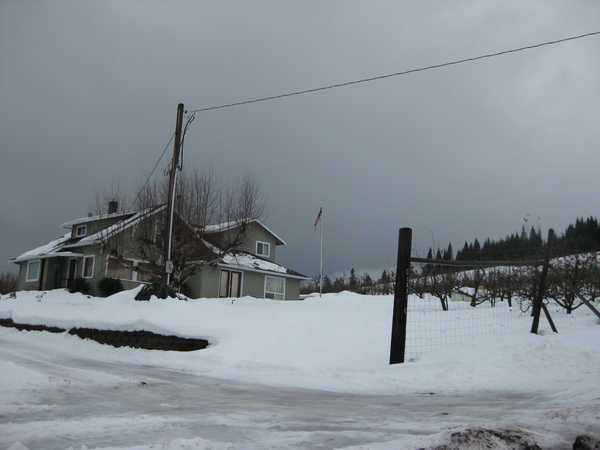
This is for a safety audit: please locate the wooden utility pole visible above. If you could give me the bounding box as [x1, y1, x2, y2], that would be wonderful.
[390, 227, 412, 364]
[162, 103, 185, 283]
[531, 228, 554, 334]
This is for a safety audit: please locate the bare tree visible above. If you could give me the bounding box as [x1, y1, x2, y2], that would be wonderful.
[0, 272, 18, 294]
[92, 166, 266, 292]
[454, 269, 489, 307]
[546, 252, 599, 314]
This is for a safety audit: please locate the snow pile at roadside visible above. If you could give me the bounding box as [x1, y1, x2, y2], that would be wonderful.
[1, 289, 599, 449]
[1, 289, 598, 397]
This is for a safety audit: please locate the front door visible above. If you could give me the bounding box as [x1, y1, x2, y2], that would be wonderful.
[67, 258, 77, 289]
[219, 269, 242, 298]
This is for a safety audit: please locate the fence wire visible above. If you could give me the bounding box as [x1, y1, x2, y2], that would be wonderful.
[405, 294, 598, 361]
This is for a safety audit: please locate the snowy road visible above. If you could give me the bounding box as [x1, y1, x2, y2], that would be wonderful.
[0, 336, 560, 449]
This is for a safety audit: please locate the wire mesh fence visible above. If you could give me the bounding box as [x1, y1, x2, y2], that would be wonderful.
[405, 294, 599, 361]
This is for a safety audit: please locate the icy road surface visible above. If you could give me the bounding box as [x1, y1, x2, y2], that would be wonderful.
[0, 335, 572, 450]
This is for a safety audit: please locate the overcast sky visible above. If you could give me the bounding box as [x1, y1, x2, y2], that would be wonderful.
[1, 1, 599, 279]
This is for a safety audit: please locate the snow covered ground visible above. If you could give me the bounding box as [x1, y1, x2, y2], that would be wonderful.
[0, 288, 599, 449]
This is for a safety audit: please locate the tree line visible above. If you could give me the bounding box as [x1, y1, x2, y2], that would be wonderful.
[300, 217, 600, 315]
[453, 217, 599, 262]
[301, 268, 396, 296]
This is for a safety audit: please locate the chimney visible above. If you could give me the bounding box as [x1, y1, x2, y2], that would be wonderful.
[108, 199, 118, 214]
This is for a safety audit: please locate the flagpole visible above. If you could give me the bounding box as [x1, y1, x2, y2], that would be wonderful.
[319, 199, 323, 298]
[313, 201, 324, 298]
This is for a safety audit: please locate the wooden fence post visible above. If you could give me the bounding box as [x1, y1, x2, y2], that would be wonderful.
[390, 227, 412, 364]
[531, 229, 554, 334]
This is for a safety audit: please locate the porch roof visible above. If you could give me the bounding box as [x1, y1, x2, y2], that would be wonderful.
[10, 232, 74, 263]
[219, 251, 309, 280]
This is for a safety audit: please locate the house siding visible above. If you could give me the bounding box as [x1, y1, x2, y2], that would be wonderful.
[183, 267, 220, 299]
[241, 271, 266, 298]
[285, 278, 301, 300]
[236, 224, 278, 262]
[72, 245, 105, 296]
[17, 261, 39, 291]
[184, 268, 302, 300]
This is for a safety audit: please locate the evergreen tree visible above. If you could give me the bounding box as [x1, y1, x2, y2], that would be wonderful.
[349, 268, 358, 290]
[379, 270, 390, 284]
[444, 243, 453, 260]
[322, 276, 333, 293]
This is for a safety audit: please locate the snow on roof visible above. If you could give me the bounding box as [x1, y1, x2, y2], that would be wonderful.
[63, 206, 166, 249]
[11, 232, 74, 262]
[203, 219, 286, 245]
[201, 239, 306, 279]
[220, 252, 308, 279]
[61, 210, 134, 228]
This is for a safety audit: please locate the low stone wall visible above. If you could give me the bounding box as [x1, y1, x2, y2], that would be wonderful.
[0, 318, 209, 352]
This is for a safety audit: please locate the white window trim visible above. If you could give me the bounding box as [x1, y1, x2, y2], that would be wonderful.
[26, 260, 40, 282]
[264, 275, 285, 300]
[82, 255, 95, 278]
[256, 241, 271, 258]
[76, 224, 87, 237]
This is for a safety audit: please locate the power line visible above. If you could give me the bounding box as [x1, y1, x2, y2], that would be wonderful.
[132, 132, 174, 208]
[189, 31, 600, 114]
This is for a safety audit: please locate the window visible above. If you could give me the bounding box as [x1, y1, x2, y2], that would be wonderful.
[134, 261, 159, 283]
[107, 257, 158, 282]
[107, 257, 132, 280]
[256, 241, 270, 258]
[75, 225, 87, 237]
[26, 260, 40, 282]
[265, 276, 285, 300]
[83, 255, 94, 278]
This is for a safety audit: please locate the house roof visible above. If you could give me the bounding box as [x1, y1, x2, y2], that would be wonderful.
[61, 210, 134, 228]
[219, 251, 309, 280]
[10, 232, 83, 263]
[10, 207, 166, 262]
[202, 219, 286, 246]
[62, 206, 166, 249]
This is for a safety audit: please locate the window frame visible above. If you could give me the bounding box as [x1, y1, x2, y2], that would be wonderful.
[82, 255, 95, 278]
[26, 260, 40, 282]
[264, 275, 285, 300]
[256, 241, 271, 258]
[106, 256, 133, 281]
[106, 256, 158, 283]
[219, 269, 243, 298]
[75, 224, 87, 237]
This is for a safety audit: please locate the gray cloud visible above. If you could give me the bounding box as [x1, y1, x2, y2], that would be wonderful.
[1, 1, 599, 279]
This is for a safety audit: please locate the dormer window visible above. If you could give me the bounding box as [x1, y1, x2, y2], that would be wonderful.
[76, 225, 87, 237]
[256, 241, 270, 258]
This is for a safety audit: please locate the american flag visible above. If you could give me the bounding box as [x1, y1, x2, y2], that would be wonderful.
[313, 207, 322, 232]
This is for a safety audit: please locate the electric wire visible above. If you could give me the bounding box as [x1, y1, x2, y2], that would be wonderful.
[189, 31, 600, 114]
[132, 132, 175, 208]
[138, 32, 599, 209]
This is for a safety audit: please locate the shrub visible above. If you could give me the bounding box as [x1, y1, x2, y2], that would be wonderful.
[98, 277, 124, 297]
[135, 280, 176, 301]
[69, 277, 90, 295]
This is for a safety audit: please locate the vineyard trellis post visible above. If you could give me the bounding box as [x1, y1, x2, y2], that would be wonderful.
[390, 227, 412, 364]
